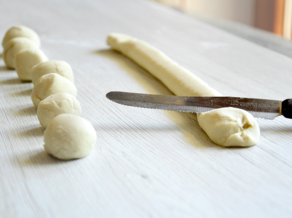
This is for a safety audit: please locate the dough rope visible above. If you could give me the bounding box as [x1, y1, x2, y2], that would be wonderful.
[107, 33, 260, 147]
[107, 33, 220, 97]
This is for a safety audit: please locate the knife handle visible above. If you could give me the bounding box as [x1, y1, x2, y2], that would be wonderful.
[282, 99, 292, 118]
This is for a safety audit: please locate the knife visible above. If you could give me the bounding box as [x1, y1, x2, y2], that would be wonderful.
[106, 91, 292, 120]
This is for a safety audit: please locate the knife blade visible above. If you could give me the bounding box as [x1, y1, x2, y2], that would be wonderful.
[106, 91, 292, 120]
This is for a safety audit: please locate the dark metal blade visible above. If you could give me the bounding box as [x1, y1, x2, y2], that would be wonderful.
[106, 91, 282, 119]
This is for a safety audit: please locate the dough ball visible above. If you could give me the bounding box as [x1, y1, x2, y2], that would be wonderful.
[197, 107, 260, 147]
[44, 114, 96, 160]
[3, 37, 39, 69]
[31, 60, 74, 84]
[31, 73, 77, 108]
[2, 26, 40, 48]
[15, 49, 48, 81]
[37, 93, 82, 128]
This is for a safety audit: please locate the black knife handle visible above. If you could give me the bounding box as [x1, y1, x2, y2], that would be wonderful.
[282, 99, 292, 118]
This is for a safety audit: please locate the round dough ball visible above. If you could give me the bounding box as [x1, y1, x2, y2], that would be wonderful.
[44, 114, 96, 160]
[3, 37, 39, 69]
[31, 60, 74, 84]
[2, 26, 40, 48]
[15, 49, 48, 81]
[31, 73, 77, 108]
[37, 93, 82, 128]
[197, 107, 260, 147]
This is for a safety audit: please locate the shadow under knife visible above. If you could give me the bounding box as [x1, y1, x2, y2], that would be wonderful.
[94, 49, 217, 149]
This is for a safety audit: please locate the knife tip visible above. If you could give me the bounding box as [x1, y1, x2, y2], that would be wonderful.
[106, 91, 125, 101]
[105, 92, 110, 99]
[106, 91, 115, 100]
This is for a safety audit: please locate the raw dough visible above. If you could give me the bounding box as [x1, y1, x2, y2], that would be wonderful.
[107, 33, 220, 97]
[15, 49, 48, 81]
[197, 108, 260, 147]
[37, 93, 82, 128]
[31, 60, 74, 84]
[3, 37, 39, 69]
[31, 73, 77, 108]
[44, 114, 96, 160]
[2, 25, 40, 47]
[107, 33, 260, 147]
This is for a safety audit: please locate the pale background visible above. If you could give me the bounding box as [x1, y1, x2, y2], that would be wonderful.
[154, 0, 291, 37]
[1, 0, 292, 217]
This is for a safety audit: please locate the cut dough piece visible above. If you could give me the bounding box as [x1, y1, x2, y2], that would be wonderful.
[197, 108, 260, 147]
[37, 93, 82, 128]
[31, 60, 74, 84]
[15, 49, 48, 81]
[107, 33, 220, 97]
[3, 37, 39, 69]
[44, 114, 96, 160]
[31, 73, 77, 108]
[2, 25, 40, 47]
[107, 33, 260, 147]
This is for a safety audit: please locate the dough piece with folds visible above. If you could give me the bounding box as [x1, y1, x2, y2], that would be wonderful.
[37, 93, 82, 128]
[198, 108, 260, 147]
[3, 37, 39, 69]
[31, 60, 74, 84]
[107, 33, 260, 147]
[15, 49, 48, 81]
[31, 73, 77, 108]
[2, 25, 40, 47]
[44, 114, 96, 160]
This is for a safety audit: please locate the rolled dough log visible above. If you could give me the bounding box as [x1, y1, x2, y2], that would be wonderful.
[107, 33, 260, 147]
[31, 73, 77, 108]
[31, 60, 74, 84]
[3, 37, 39, 69]
[15, 49, 48, 81]
[107, 33, 220, 97]
[2, 25, 40, 48]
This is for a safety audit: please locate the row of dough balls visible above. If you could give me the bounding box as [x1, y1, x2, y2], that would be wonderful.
[2, 26, 96, 160]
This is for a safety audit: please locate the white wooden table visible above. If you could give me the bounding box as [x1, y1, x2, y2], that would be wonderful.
[1, 0, 292, 217]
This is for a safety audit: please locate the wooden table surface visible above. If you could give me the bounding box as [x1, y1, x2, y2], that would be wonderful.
[1, 0, 292, 217]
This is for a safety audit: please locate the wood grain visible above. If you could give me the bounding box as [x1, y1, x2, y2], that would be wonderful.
[0, 0, 292, 217]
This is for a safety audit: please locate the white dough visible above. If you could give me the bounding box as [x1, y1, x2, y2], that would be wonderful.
[37, 93, 82, 128]
[107, 33, 260, 147]
[44, 114, 96, 160]
[107, 33, 220, 97]
[3, 37, 39, 69]
[197, 108, 260, 147]
[31, 73, 77, 108]
[31, 60, 74, 84]
[2, 25, 40, 47]
[15, 49, 48, 81]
